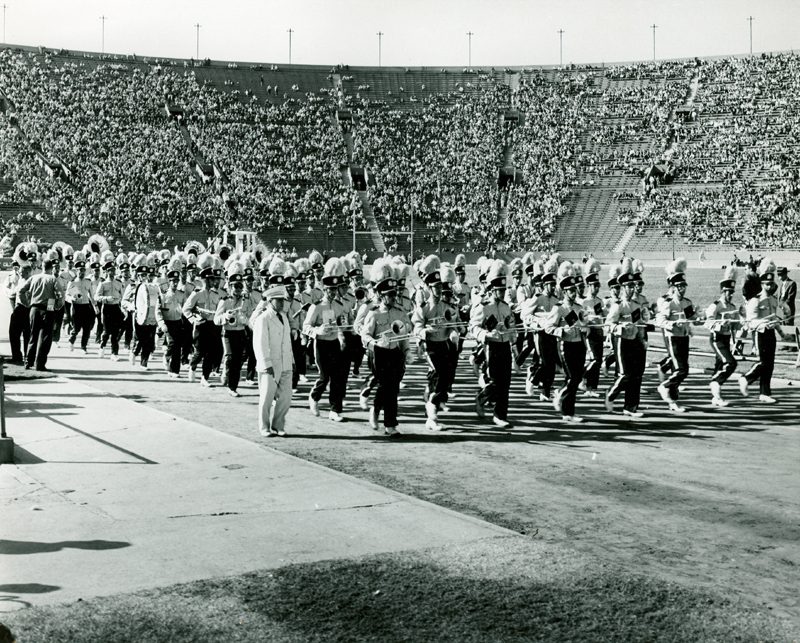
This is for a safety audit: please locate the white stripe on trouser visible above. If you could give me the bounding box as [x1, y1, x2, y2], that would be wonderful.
[614, 336, 626, 375]
[259, 369, 293, 432]
[667, 335, 679, 369]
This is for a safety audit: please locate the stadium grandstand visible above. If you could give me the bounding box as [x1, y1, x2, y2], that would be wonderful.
[0, 43, 798, 261]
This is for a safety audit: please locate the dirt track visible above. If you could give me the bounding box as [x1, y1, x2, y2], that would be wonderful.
[42, 341, 799, 626]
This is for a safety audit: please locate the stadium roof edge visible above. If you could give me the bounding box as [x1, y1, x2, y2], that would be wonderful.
[2, 41, 797, 73]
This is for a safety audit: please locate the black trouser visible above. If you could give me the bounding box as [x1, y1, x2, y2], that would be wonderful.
[425, 339, 457, 409]
[134, 323, 157, 366]
[244, 327, 257, 381]
[123, 311, 134, 350]
[27, 305, 54, 370]
[348, 332, 366, 375]
[311, 338, 347, 412]
[477, 342, 512, 420]
[607, 336, 645, 412]
[529, 332, 557, 396]
[95, 308, 103, 344]
[745, 330, 776, 396]
[222, 328, 246, 391]
[52, 307, 66, 344]
[360, 349, 378, 399]
[191, 321, 222, 380]
[291, 333, 305, 388]
[163, 318, 184, 374]
[710, 332, 737, 384]
[373, 346, 404, 428]
[515, 331, 535, 367]
[9, 304, 31, 363]
[100, 304, 123, 355]
[663, 335, 690, 400]
[181, 317, 193, 363]
[583, 328, 603, 390]
[558, 340, 586, 417]
[69, 304, 95, 349]
[63, 301, 73, 335]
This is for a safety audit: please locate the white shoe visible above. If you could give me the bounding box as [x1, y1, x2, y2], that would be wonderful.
[385, 425, 401, 437]
[201, 377, 212, 387]
[99, 347, 106, 359]
[425, 401, 438, 421]
[539, 393, 550, 402]
[738, 375, 749, 397]
[188, 368, 195, 383]
[398, 382, 406, 389]
[711, 396, 728, 407]
[440, 403, 450, 413]
[669, 402, 686, 413]
[309, 395, 320, 416]
[129, 351, 136, 364]
[111, 354, 120, 362]
[359, 394, 369, 410]
[578, 381, 588, 392]
[329, 410, 343, 422]
[759, 394, 776, 404]
[69, 342, 74, 352]
[369, 407, 378, 430]
[299, 374, 309, 384]
[710, 381, 722, 399]
[138, 363, 148, 371]
[658, 383, 672, 403]
[425, 418, 443, 431]
[448, 392, 456, 401]
[168, 372, 179, 378]
[562, 415, 584, 423]
[623, 409, 644, 418]
[552, 389, 564, 413]
[604, 391, 614, 413]
[492, 416, 511, 428]
[582, 389, 600, 398]
[229, 390, 241, 397]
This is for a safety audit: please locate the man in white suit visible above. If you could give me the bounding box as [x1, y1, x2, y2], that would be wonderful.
[252, 284, 295, 436]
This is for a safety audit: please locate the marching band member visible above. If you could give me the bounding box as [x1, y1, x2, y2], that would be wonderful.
[545, 262, 589, 423]
[89, 252, 104, 345]
[413, 255, 460, 431]
[52, 242, 74, 345]
[515, 258, 542, 373]
[471, 260, 516, 428]
[468, 257, 492, 378]
[346, 252, 368, 376]
[523, 255, 560, 400]
[131, 254, 161, 370]
[604, 261, 647, 418]
[309, 250, 325, 292]
[602, 264, 623, 377]
[282, 263, 305, 390]
[361, 261, 412, 437]
[66, 250, 97, 354]
[739, 258, 788, 403]
[178, 253, 197, 364]
[303, 257, 349, 422]
[704, 266, 741, 406]
[354, 270, 380, 410]
[579, 258, 604, 397]
[241, 252, 260, 385]
[183, 253, 222, 386]
[95, 251, 124, 360]
[215, 260, 253, 397]
[655, 258, 698, 413]
[157, 257, 187, 377]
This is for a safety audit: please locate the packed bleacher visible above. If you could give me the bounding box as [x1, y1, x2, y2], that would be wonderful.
[1, 45, 799, 256]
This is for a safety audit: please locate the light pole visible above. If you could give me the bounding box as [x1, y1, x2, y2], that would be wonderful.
[466, 31, 473, 67]
[377, 31, 383, 66]
[194, 23, 200, 59]
[747, 16, 754, 56]
[100, 15, 107, 54]
[651, 23, 657, 61]
[558, 29, 564, 67]
[2, 5, 7, 46]
[287, 28, 293, 64]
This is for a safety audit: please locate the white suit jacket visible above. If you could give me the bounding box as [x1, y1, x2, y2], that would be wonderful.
[252, 307, 294, 374]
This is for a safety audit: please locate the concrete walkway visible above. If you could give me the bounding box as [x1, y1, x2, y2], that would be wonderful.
[0, 377, 515, 611]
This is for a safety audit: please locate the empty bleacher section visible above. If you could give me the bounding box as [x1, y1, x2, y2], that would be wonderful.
[0, 43, 799, 257]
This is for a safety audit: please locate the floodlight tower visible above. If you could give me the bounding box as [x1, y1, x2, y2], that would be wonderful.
[2, 4, 7, 45]
[288, 28, 293, 64]
[195, 23, 201, 59]
[748, 16, 754, 56]
[100, 15, 107, 54]
[558, 29, 565, 67]
[651, 23, 657, 61]
[467, 31, 474, 67]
